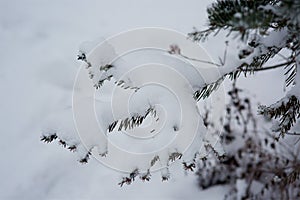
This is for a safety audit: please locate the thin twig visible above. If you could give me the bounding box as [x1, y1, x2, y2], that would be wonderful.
[286, 132, 300, 136]
[240, 61, 294, 72]
[179, 54, 222, 67]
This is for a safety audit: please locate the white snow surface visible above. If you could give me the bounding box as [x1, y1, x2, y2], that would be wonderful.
[0, 0, 228, 199]
[0, 0, 288, 199]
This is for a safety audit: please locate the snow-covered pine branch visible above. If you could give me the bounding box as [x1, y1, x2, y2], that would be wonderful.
[41, 30, 226, 184]
[189, 0, 300, 139]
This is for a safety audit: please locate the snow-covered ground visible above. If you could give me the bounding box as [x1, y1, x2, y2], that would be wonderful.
[0, 0, 286, 199]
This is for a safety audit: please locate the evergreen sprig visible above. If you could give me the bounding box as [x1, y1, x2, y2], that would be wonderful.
[41, 133, 78, 152]
[193, 76, 225, 101]
[189, 0, 281, 41]
[108, 107, 157, 133]
[259, 95, 300, 138]
[40, 134, 57, 143]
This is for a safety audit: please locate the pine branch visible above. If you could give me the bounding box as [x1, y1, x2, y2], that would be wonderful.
[241, 61, 294, 72]
[118, 169, 139, 187]
[259, 95, 300, 138]
[58, 139, 67, 148]
[41, 132, 78, 153]
[113, 79, 140, 92]
[281, 165, 300, 185]
[168, 152, 182, 162]
[68, 145, 77, 152]
[79, 151, 92, 164]
[40, 134, 57, 143]
[190, 0, 280, 41]
[94, 75, 113, 89]
[205, 143, 226, 160]
[161, 173, 170, 181]
[193, 76, 225, 101]
[140, 170, 151, 182]
[284, 63, 297, 87]
[286, 132, 300, 136]
[77, 53, 91, 68]
[150, 155, 160, 167]
[108, 107, 157, 133]
[183, 161, 196, 171]
[100, 64, 113, 72]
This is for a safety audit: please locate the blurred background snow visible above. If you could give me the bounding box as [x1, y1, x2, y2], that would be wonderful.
[0, 0, 286, 199]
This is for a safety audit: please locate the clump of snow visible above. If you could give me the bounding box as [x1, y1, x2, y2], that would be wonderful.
[71, 28, 227, 179]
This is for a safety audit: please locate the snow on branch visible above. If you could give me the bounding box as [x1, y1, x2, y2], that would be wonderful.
[259, 95, 300, 138]
[108, 107, 157, 133]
